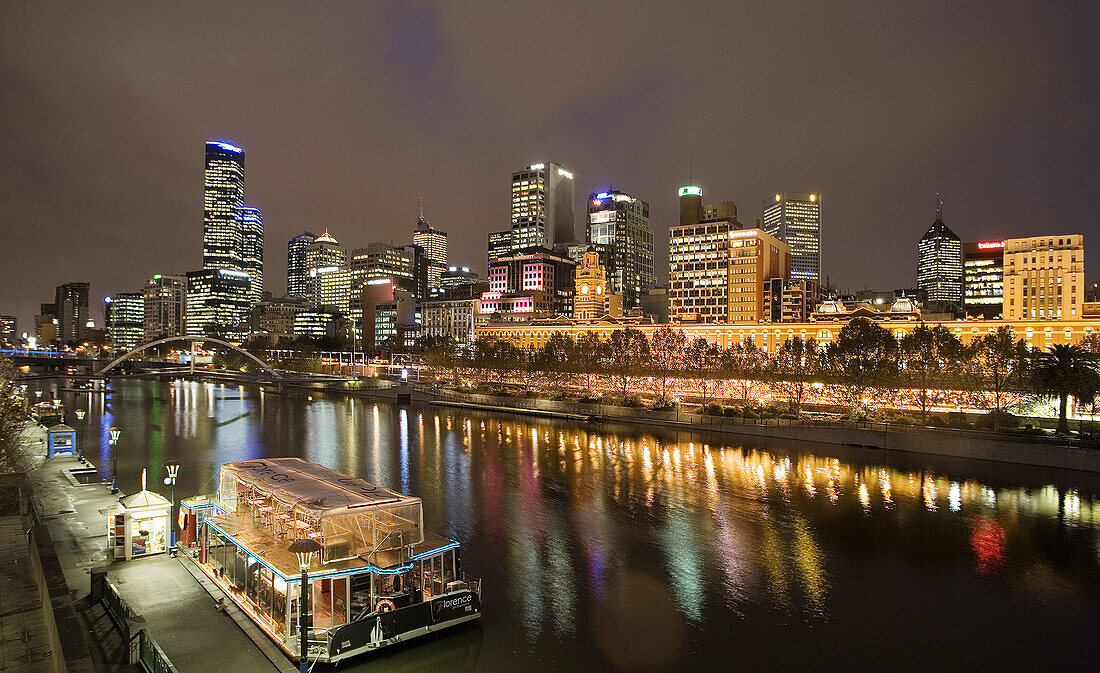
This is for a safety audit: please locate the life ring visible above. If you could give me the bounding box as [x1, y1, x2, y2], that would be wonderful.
[375, 599, 396, 613]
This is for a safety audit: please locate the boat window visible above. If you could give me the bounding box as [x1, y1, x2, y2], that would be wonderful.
[443, 551, 456, 586]
[350, 573, 372, 621]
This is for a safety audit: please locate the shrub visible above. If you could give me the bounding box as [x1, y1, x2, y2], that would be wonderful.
[742, 409, 759, 420]
[723, 407, 739, 417]
[704, 402, 723, 416]
[892, 416, 914, 426]
[975, 409, 1021, 430]
[928, 415, 947, 427]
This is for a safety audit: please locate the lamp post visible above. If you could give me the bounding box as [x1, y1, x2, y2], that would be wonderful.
[108, 426, 121, 494]
[73, 409, 86, 461]
[163, 460, 181, 547]
[288, 538, 322, 673]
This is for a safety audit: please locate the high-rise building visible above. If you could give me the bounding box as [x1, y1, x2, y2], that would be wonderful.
[287, 231, 317, 298]
[235, 206, 263, 305]
[726, 229, 790, 323]
[143, 274, 186, 341]
[311, 265, 351, 314]
[763, 192, 821, 283]
[487, 230, 513, 266]
[54, 282, 89, 343]
[202, 141, 245, 271]
[105, 292, 144, 351]
[440, 266, 481, 288]
[303, 232, 346, 299]
[1003, 234, 1084, 320]
[0, 316, 18, 344]
[586, 190, 653, 310]
[361, 278, 418, 350]
[185, 268, 252, 338]
[917, 200, 963, 305]
[669, 186, 748, 323]
[963, 240, 1006, 319]
[413, 211, 448, 288]
[510, 162, 575, 249]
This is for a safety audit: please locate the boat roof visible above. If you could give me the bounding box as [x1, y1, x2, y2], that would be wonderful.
[220, 458, 419, 519]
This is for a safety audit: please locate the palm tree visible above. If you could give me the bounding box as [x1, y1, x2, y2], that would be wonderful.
[1031, 344, 1098, 434]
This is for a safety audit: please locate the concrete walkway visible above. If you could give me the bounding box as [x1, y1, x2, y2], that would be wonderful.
[19, 425, 294, 673]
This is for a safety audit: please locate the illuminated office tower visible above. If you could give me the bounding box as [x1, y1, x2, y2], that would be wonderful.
[586, 190, 653, 310]
[235, 206, 263, 305]
[185, 268, 252, 338]
[287, 231, 316, 297]
[104, 292, 144, 351]
[303, 231, 346, 299]
[143, 274, 186, 340]
[917, 199, 963, 304]
[963, 240, 1005, 319]
[413, 211, 448, 288]
[310, 265, 352, 314]
[202, 141, 246, 271]
[54, 282, 89, 343]
[510, 162, 575, 249]
[763, 192, 821, 283]
[487, 230, 512, 265]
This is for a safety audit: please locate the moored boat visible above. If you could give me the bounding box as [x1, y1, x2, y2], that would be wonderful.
[184, 458, 481, 665]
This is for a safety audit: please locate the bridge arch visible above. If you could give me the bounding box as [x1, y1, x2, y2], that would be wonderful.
[97, 336, 283, 380]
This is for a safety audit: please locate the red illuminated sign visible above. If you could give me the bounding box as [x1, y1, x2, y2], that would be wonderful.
[976, 241, 1005, 250]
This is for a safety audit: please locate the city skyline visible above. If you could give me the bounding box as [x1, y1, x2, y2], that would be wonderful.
[1, 2, 1096, 329]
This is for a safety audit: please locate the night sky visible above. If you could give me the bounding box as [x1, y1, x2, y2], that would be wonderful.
[2, 1, 1097, 330]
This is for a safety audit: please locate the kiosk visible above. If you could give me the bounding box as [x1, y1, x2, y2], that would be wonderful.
[45, 424, 77, 458]
[104, 469, 172, 560]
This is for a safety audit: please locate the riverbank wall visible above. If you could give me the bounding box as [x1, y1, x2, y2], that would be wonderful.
[417, 389, 1100, 473]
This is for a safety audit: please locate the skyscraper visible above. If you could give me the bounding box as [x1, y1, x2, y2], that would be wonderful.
[287, 231, 317, 297]
[763, 192, 821, 283]
[1003, 234, 1084, 320]
[487, 230, 512, 266]
[510, 162, 575, 249]
[105, 292, 144, 351]
[54, 282, 89, 343]
[413, 211, 447, 288]
[586, 190, 653, 310]
[303, 231, 346, 299]
[143, 274, 186, 341]
[917, 199, 963, 305]
[185, 268, 252, 338]
[202, 141, 245, 271]
[235, 206, 263, 304]
[963, 240, 1005, 319]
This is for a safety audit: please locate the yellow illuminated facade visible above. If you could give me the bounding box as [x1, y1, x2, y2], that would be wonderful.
[1002, 234, 1084, 321]
[476, 316, 1100, 353]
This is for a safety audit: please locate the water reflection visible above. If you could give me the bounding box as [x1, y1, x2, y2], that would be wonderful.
[46, 380, 1100, 671]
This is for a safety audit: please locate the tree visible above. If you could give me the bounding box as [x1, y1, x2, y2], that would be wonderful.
[532, 332, 574, 391]
[722, 340, 768, 403]
[649, 327, 687, 406]
[0, 358, 29, 474]
[684, 337, 723, 407]
[899, 324, 967, 423]
[825, 318, 899, 416]
[571, 332, 605, 393]
[771, 337, 820, 417]
[604, 328, 650, 396]
[422, 336, 461, 384]
[973, 326, 1029, 429]
[1031, 344, 1099, 434]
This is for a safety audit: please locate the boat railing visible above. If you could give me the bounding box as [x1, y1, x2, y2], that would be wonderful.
[363, 528, 407, 567]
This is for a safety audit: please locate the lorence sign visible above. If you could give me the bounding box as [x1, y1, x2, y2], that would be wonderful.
[976, 240, 1005, 250]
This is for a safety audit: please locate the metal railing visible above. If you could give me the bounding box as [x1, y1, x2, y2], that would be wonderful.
[136, 628, 179, 673]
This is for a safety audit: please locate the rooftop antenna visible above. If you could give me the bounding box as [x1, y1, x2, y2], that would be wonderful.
[936, 193, 943, 220]
[419, 195, 424, 219]
[689, 147, 694, 184]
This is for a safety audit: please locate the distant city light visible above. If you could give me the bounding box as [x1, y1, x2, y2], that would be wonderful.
[596, 192, 610, 199]
[678, 186, 702, 197]
[208, 140, 243, 153]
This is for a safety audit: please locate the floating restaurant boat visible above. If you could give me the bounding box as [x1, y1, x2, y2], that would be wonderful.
[31, 399, 64, 426]
[183, 458, 481, 665]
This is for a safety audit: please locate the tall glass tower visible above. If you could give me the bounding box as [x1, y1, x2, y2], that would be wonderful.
[287, 231, 317, 297]
[235, 206, 263, 304]
[917, 198, 963, 304]
[202, 141, 245, 271]
[586, 190, 653, 310]
[510, 162, 575, 249]
[413, 211, 447, 288]
[763, 192, 821, 283]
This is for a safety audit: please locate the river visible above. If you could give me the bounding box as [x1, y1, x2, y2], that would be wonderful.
[45, 379, 1099, 671]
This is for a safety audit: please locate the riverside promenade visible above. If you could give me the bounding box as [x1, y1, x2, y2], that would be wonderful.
[13, 424, 295, 673]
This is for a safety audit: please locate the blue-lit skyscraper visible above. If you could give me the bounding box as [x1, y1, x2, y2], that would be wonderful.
[202, 141, 246, 272]
[236, 206, 263, 304]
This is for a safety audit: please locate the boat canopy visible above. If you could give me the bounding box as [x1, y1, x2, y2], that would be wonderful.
[215, 458, 424, 566]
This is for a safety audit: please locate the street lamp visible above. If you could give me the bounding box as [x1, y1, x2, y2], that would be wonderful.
[287, 538, 322, 673]
[73, 409, 86, 461]
[108, 426, 121, 494]
[163, 460, 181, 548]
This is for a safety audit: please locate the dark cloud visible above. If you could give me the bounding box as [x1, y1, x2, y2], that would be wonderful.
[1, 1, 1096, 328]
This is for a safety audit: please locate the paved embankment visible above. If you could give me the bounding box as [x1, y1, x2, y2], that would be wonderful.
[17, 425, 295, 673]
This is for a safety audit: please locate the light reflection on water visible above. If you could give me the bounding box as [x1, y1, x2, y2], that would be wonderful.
[50, 379, 1100, 672]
